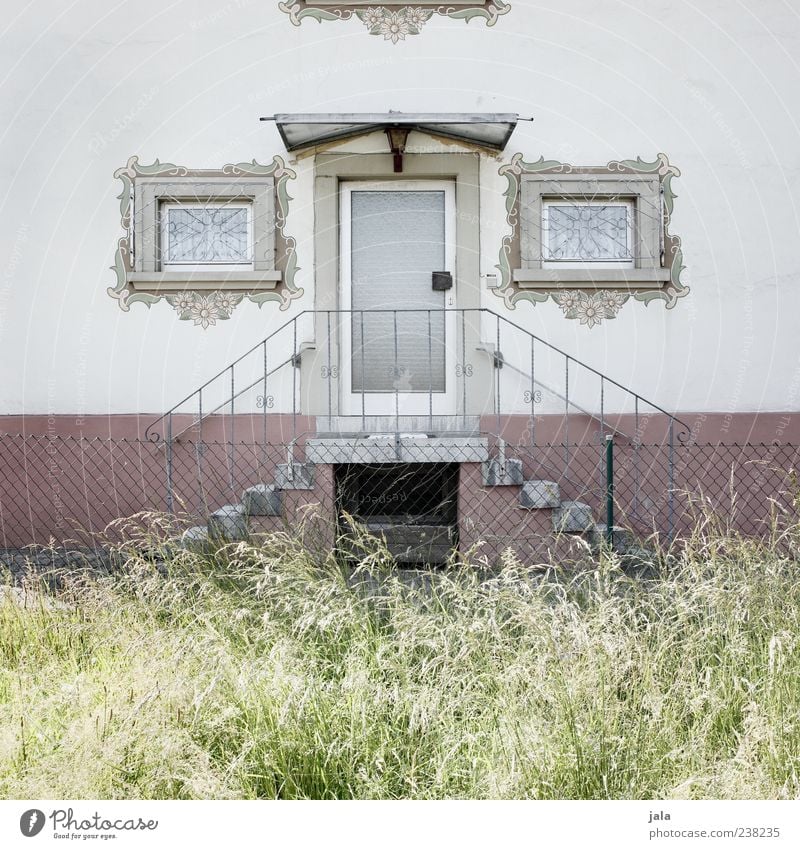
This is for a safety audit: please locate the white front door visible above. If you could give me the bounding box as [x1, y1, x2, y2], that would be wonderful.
[340, 180, 457, 418]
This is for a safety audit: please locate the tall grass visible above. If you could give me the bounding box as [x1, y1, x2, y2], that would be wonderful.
[1, 516, 799, 799]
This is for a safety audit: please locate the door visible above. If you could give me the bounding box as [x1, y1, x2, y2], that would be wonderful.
[340, 180, 457, 418]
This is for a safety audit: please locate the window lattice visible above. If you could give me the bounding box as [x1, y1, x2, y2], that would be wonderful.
[544, 203, 631, 263]
[163, 205, 251, 264]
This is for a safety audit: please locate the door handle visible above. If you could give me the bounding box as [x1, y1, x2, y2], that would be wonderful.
[432, 271, 453, 291]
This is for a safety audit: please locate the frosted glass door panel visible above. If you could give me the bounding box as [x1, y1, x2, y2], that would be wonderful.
[350, 191, 446, 393]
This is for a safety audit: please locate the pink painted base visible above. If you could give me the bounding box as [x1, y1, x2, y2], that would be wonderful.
[3, 411, 800, 444]
[1, 412, 799, 551]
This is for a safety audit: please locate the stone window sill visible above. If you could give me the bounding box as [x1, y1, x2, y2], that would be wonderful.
[512, 268, 670, 289]
[129, 271, 282, 292]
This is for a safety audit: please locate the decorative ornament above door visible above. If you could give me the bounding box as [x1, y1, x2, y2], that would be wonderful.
[278, 1, 511, 41]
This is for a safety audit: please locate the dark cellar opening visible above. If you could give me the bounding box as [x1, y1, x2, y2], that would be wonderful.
[335, 463, 459, 566]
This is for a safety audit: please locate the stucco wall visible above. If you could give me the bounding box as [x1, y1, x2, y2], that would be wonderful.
[1, 0, 799, 418]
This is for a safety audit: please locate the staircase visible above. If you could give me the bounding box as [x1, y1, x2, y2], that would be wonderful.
[180, 462, 313, 553]
[479, 456, 644, 558]
[145, 307, 687, 559]
[178, 451, 647, 565]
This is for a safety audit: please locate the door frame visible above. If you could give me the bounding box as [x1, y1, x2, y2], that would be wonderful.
[339, 179, 457, 417]
[303, 150, 491, 423]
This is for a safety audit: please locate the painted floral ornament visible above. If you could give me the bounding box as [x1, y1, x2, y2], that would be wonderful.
[278, 2, 511, 39]
[552, 290, 629, 327]
[165, 292, 245, 329]
[357, 7, 434, 41]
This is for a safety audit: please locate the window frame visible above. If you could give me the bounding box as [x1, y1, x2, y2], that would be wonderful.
[515, 173, 669, 288]
[109, 156, 303, 320]
[129, 174, 280, 292]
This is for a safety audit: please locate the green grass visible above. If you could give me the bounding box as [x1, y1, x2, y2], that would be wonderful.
[1, 517, 800, 799]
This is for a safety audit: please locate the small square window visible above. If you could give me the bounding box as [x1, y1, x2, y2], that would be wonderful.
[542, 200, 634, 269]
[513, 161, 679, 294]
[160, 202, 253, 270]
[111, 158, 302, 313]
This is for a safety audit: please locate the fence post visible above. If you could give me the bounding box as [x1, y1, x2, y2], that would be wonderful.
[605, 434, 614, 547]
[668, 418, 675, 542]
[166, 412, 174, 514]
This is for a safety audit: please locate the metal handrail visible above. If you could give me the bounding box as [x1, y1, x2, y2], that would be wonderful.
[145, 311, 302, 441]
[168, 354, 296, 442]
[145, 307, 691, 443]
[475, 346, 632, 441]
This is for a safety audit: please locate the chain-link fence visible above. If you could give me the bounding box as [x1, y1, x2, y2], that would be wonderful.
[1, 434, 799, 564]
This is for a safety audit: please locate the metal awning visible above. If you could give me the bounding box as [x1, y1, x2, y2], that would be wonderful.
[261, 112, 525, 153]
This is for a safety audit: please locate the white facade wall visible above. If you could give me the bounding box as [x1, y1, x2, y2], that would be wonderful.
[1, 0, 799, 418]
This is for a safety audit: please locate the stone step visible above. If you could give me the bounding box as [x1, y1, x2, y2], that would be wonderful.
[589, 524, 658, 566]
[208, 504, 249, 542]
[306, 436, 488, 464]
[180, 525, 211, 553]
[241, 484, 282, 517]
[552, 500, 595, 533]
[275, 462, 315, 490]
[590, 523, 637, 552]
[364, 523, 454, 565]
[315, 415, 480, 436]
[481, 458, 524, 486]
[519, 479, 561, 508]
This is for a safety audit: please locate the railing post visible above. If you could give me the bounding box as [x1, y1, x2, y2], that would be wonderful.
[600, 375, 606, 498]
[495, 313, 501, 437]
[360, 310, 366, 433]
[262, 341, 268, 474]
[565, 355, 570, 475]
[633, 396, 640, 522]
[428, 309, 433, 433]
[529, 336, 535, 448]
[605, 434, 614, 547]
[166, 412, 174, 514]
[197, 389, 207, 514]
[229, 365, 236, 496]
[326, 311, 333, 431]
[292, 318, 298, 444]
[461, 309, 467, 430]
[393, 310, 399, 437]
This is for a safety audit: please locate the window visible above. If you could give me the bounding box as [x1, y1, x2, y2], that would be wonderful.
[127, 170, 280, 291]
[160, 201, 254, 270]
[497, 154, 686, 322]
[109, 156, 302, 323]
[515, 172, 670, 288]
[542, 200, 634, 269]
